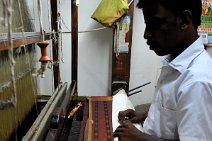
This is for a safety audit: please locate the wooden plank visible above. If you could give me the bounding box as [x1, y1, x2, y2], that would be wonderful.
[51, 0, 60, 89]
[71, 1, 78, 90]
[0, 33, 42, 51]
[111, 1, 134, 93]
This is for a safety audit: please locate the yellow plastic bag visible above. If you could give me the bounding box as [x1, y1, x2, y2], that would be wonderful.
[91, 0, 129, 27]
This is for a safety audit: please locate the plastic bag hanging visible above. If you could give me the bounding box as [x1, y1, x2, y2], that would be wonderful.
[91, 0, 129, 27]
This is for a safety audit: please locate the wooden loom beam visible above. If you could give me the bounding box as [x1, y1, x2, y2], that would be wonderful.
[71, 0, 78, 91]
[51, 0, 60, 89]
[0, 32, 49, 52]
[111, 1, 134, 94]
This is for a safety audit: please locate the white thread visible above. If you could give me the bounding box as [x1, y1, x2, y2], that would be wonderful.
[37, 0, 44, 40]
[115, 23, 120, 56]
[47, 0, 55, 92]
[17, 0, 39, 115]
[47, 0, 52, 33]
[128, 0, 134, 6]
[0, 0, 17, 109]
[1, 0, 8, 26]
[32, 0, 36, 22]
[1, 3, 17, 140]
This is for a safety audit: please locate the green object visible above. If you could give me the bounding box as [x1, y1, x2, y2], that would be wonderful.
[91, 0, 129, 27]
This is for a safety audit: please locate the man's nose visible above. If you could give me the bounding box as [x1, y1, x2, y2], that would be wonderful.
[143, 27, 152, 39]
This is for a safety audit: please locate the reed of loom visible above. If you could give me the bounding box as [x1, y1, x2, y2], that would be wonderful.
[0, 0, 37, 140]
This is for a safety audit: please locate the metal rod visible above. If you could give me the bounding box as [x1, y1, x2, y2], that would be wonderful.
[128, 90, 142, 96]
[128, 82, 151, 93]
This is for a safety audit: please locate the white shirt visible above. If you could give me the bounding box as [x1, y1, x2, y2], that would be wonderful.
[143, 37, 212, 141]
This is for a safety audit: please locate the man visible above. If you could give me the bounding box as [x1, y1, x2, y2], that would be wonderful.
[113, 0, 212, 141]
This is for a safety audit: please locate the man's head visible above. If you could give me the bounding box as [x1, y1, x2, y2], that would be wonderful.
[137, 0, 202, 58]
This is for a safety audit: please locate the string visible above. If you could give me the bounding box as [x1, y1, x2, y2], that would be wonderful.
[128, 0, 134, 6]
[115, 23, 120, 56]
[17, 0, 39, 115]
[60, 14, 64, 63]
[62, 27, 109, 34]
[59, 12, 110, 34]
[0, 0, 17, 108]
[1, 0, 7, 26]
[32, 0, 36, 24]
[37, 0, 44, 41]
[0, 0, 18, 140]
[7, 2, 17, 141]
[58, 0, 64, 63]
[47, 0, 55, 93]
[47, 0, 52, 33]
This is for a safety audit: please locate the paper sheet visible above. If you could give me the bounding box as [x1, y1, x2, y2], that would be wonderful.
[112, 89, 143, 141]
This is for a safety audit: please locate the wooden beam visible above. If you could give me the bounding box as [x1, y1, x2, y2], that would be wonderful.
[111, 1, 134, 93]
[51, 0, 60, 89]
[0, 32, 44, 51]
[71, 1, 78, 90]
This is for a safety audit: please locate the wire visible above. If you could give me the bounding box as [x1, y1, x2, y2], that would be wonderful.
[62, 27, 110, 34]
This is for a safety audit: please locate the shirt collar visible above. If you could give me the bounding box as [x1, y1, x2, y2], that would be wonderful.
[163, 37, 205, 73]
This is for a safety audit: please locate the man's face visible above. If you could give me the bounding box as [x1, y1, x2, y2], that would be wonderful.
[143, 3, 182, 56]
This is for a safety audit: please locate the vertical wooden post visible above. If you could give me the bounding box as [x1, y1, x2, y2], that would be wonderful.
[51, 0, 60, 89]
[71, 0, 78, 90]
[111, 1, 134, 94]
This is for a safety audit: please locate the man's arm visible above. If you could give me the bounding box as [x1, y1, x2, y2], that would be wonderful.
[114, 121, 179, 141]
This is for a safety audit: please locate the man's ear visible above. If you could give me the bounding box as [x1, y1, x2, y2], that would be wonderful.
[179, 10, 192, 30]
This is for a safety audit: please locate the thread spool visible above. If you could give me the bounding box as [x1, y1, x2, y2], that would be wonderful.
[37, 41, 50, 62]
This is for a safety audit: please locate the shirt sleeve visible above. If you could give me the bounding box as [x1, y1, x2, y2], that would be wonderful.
[177, 81, 212, 141]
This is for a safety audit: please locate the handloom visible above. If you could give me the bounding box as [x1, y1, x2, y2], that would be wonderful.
[40, 95, 114, 141]
[23, 86, 143, 141]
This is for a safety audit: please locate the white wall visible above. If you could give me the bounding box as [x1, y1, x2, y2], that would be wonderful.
[59, 0, 114, 96]
[26, 0, 54, 95]
[27, 0, 163, 105]
[63, 0, 163, 105]
[129, 7, 162, 106]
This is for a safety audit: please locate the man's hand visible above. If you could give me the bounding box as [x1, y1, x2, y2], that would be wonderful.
[114, 120, 180, 141]
[118, 109, 146, 124]
[113, 120, 143, 141]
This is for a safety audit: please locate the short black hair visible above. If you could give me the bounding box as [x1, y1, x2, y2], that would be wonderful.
[137, 0, 202, 27]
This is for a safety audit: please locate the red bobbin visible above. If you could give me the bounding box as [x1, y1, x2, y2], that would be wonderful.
[37, 41, 50, 62]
